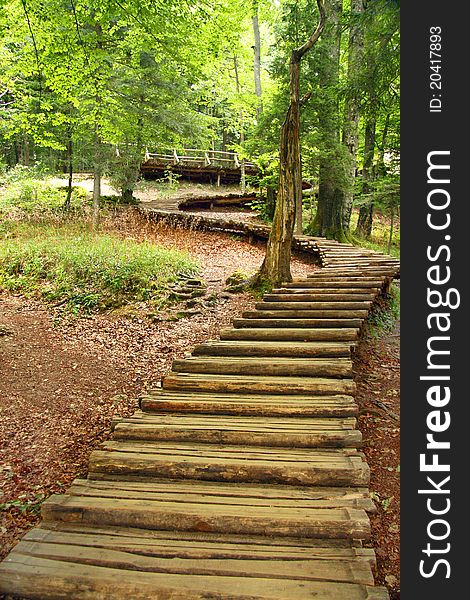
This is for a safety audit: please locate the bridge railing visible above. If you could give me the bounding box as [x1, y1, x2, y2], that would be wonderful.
[144, 148, 256, 170]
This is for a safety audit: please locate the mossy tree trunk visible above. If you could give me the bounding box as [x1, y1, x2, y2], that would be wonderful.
[309, 0, 350, 241]
[355, 118, 375, 237]
[341, 0, 365, 229]
[253, 0, 326, 286]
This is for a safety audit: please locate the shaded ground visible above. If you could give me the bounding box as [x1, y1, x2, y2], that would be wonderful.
[354, 317, 400, 599]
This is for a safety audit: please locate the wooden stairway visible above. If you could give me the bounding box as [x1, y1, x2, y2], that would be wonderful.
[0, 238, 399, 599]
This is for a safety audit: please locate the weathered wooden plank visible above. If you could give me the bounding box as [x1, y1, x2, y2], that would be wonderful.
[263, 294, 372, 310]
[233, 318, 363, 330]
[0, 555, 389, 599]
[193, 340, 355, 357]
[263, 294, 373, 304]
[171, 357, 353, 378]
[88, 441, 368, 487]
[11, 540, 375, 585]
[219, 328, 359, 342]
[112, 416, 361, 448]
[42, 493, 370, 539]
[251, 302, 369, 313]
[286, 279, 384, 287]
[140, 392, 359, 417]
[24, 526, 377, 562]
[162, 373, 356, 395]
[246, 310, 368, 320]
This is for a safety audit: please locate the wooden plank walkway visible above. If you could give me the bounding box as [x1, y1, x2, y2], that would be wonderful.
[0, 238, 399, 599]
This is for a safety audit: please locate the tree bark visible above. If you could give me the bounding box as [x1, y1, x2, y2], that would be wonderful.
[252, 0, 263, 118]
[341, 0, 365, 230]
[233, 55, 246, 194]
[355, 118, 375, 237]
[309, 0, 348, 241]
[93, 129, 101, 225]
[254, 0, 326, 286]
[64, 127, 73, 210]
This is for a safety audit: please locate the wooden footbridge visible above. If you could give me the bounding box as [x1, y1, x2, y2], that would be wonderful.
[0, 234, 400, 599]
[141, 149, 258, 184]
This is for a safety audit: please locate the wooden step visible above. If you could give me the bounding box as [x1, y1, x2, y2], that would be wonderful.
[64, 478, 375, 512]
[140, 391, 359, 417]
[291, 279, 384, 287]
[172, 356, 353, 378]
[275, 286, 378, 294]
[271, 286, 379, 302]
[162, 373, 356, 395]
[87, 442, 369, 487]
[304, 274, 388, 280]
[263, 295, 373, 305]
[193, 340, 355, 358]
[8, 522, 378, 584]
[0, 553, 388, 599]
[22, 524, 377, 562]
[220, 327, 359, 342]
[246, 310, 368, 320]
[233, 318, 363, 329]
[112, 411, 360, 448]
[252, 302, 369, 313]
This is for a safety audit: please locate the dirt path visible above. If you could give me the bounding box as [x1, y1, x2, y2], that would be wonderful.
[354, 319, 400, 599]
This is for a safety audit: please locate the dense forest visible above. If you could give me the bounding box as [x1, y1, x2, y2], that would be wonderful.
[0, 0, 399, 246]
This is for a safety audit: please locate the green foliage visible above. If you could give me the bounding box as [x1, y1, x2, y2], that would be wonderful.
[0, 221, 199, 314]
[366, 283, 400, 336]
[0, 175, 89, 217]
[0, 493, 46, 515]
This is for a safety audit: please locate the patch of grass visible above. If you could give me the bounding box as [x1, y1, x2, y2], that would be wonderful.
[0, 173, 89, 218]
[366, 283, 400, 336]
[0, 221, 199, 314]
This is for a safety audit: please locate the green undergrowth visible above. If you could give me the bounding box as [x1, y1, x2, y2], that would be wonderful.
[366, 283, 400, 336]
[0, 220, 199, 315]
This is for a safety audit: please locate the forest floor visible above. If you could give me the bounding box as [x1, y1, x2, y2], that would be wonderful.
[0, 208, 400, 598]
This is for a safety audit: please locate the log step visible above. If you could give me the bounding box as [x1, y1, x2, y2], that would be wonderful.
[140, 391, 359, 417]
[220, 327, 358, 342]
[0, 553, 388, 599]
[263, 295, 373, 305]
[252, 302, 369, 313]
[233, 318, 363, 329]
[274, 286, 379, 293]
[271, 291, 376, 301]
[289, 279, 385, 287]
[172, 357, 352, 378]
[246, 310, 368, 320]
[112, 411, 360, 448]
[162, 373, 356, 395]
[193, 340, 355, 358]
[21, 524, 376, 562]
[88, 442, 369, 487]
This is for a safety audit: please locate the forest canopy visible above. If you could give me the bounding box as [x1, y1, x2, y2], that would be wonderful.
[0, 0, 400, 244]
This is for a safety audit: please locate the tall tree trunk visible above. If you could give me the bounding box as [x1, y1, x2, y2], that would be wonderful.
[93, 128, 101, 225]
[254, 0, 326, 285]
[309, 0, 348, 241]
[22, 132, 30, 166]
[252, 0, 263, 118]
[387, 204, 394, 255]
[64, 127, 73, 210]
[376, 112, 390, 178]
[341, 0, 365, 230]
[233, 55, 246, 194]
[355, 118, 375, 237]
